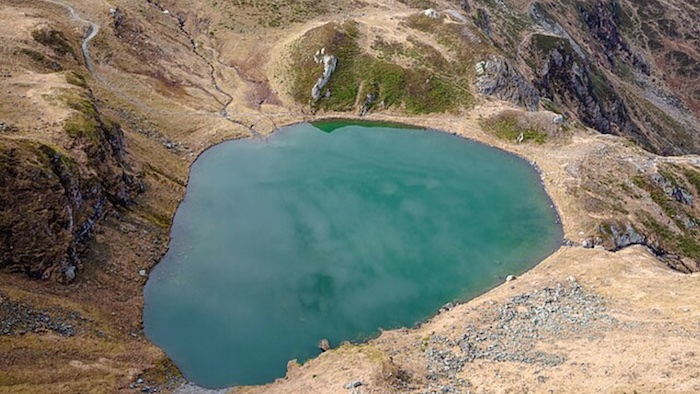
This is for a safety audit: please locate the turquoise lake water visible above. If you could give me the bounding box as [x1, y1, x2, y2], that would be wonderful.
[143, 121, 562, 388]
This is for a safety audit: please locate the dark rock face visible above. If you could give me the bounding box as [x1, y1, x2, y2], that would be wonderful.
[597, 220, 700, 273]
[528, 35, 653, 150]
[598, 222, 646, 251]
[652, 173, 694, 206]
[474, 8, 491, 38]
[577, 1, 650, 75]
[0, 105, 141, 283]
[510, 1, 700, 154]
[475, 56, 539, 111]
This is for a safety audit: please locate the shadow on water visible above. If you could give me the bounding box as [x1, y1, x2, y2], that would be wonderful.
[310, 118, 423, 133]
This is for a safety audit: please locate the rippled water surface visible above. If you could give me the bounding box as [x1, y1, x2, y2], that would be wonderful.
[144, 121, 562, 388]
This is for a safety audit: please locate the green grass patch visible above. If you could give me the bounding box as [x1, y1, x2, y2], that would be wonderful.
[60, 90, 100, 142]
[632, 175, 678, 219]
[540, 98, 562, 114]
[532, 34, 570, 53]
[366, 61, 406, 108]
[480, 112, 547, 144]
[590, 68, 617, 102]
[634, 173, 700, 260]
[639, 212, 700, 260]
[371, 37, 406, 61]
[36, 143, 78, 175]
[65, 71, 89, 89]
[289, 21, 361, 110]
[682, 168, 700, 194]
[404, 72, 459, 114]
[288, 21, 472, 114]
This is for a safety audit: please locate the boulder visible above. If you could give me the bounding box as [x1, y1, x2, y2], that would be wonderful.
[423, 9, 439, 19]
[318, 338, 330, 352]
[311, 48, 337, 100]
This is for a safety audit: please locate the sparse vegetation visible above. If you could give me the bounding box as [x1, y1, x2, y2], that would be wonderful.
[211, 0, 330, 31]
[31, 29, 77, 59]
[632, 175, 677, 220]
[639, 212, 700, 260]
[65, 71, 89, 88]
[682, 168, 700, 194]
[532, 34, 570, 53]
[633, 171, 700, 261]
[397, 0, 437, 9]
[480, 111, 548, 144]
[16, 48, 62, 72]
[60, 90, 100, 142]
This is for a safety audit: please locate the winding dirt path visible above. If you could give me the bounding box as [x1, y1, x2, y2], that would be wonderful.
[38, 0, 277, 139]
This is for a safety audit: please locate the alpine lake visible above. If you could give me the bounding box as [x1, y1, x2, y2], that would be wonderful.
[144, 120, 563, 388]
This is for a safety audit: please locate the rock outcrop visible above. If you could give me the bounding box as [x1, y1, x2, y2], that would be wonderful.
[311, 47, 337, 100]
[423, 9, 439, 19]
[527, 34, 651, 149]
[475, 56, 539, 111]
[0, 94, 141, 283]
[598, 222, 646, 251]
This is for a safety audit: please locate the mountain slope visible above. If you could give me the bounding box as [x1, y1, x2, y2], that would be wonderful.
[0, 0, 698, 392]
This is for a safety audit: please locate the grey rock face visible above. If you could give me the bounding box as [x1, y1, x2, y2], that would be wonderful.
[311, 48, 337, 100]
[475, 56, 540, 111]
[598, 223, 646, 251]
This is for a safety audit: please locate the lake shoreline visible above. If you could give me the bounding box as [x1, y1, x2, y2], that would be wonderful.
[146, 120, 563, 388]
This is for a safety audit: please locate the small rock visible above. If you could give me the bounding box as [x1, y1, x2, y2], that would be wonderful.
[136, 378, 144, 384]
[318, 338, 330, 352]
[344, 380, 363, 389]
[63, 266, 76, 282]
[567, 276, 576, 283]
[423, 8, 439, 18]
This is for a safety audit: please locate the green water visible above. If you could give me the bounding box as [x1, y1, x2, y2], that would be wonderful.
[143, 121, 562, 388]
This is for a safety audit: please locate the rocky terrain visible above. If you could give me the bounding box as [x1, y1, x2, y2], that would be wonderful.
[0, 0, 698, 392]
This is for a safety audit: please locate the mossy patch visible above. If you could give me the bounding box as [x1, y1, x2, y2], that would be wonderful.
[632, 175, 677, 219]
[540, 98, 563, 114]
[480, 112, 547, 144]
[682, 168, 700, 194]
[31, 29, 77, 59]
[65, 71, 89, 89]
[639, 212, 700, 260]
[60, 90, 100, 142]
[140, 357, 183, 385]
[16, 48, 62, 72]
[289, 21, 361, 110]
[288, 20, 475, 114]
[633, 172, 700, 261]
[531, 34, 571, 54]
